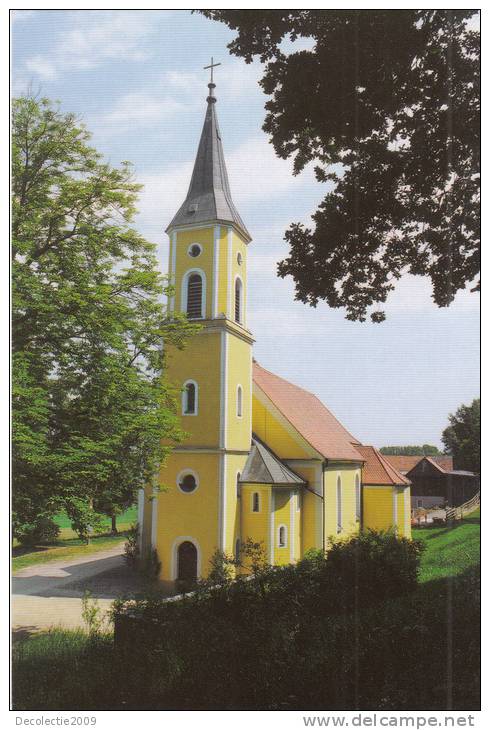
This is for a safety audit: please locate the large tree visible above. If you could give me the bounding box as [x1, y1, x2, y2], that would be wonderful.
[12, 95, 196, 538]
[441, 399, 480, 473]
[201, 10, 480, 321]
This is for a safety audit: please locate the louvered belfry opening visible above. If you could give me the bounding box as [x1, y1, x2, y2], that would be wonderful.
[235, 278, 241, 322]
[187, 274, 202, 318]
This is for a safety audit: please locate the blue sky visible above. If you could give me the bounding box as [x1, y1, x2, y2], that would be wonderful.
[11, 9, 480, 449]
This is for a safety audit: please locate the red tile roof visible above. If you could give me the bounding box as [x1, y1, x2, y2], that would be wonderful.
[383, 454, 453, 473]
[252, 362, 363, 461]
[356, 445, 411, 486]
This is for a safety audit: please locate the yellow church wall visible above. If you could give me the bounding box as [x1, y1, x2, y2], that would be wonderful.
[165, 330, 222, 448]
[156, 453, 220, 582]
[287, 465, 322, 553]
[324, 465, 360, 541]
[240, 484, 272, 567]
[273, 489, 292, 566]
[174, 227, 215, 320]
[362, 486, 394, 532]
[226, 334, 252, 451]
[252, 395, 311, 460]
[217, 226, 229, 316]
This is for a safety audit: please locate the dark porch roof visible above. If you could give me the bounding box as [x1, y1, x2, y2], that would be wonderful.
[240, 435, 306, 486]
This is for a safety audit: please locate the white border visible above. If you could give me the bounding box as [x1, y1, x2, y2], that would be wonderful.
[150, 490, 158, 550]
[226, 226, 232, 318]
[251, 490, 261, 513]
[137, 488, 145, 554]
[234, 274, 243, 324]
[181, 267, 207, 319]
[220, 454, 227, 551]
[182, 379, 199, 416]
[277, 523, 288, 549]
[236, 383, 243, 418]
[176, 468, 200, 495]
[187, 242, 202, 258]
[170, 230, 177, 312]
[336, 473, 342, 534]
[171, 536, 202, 580]
[213, 225, 220, 318]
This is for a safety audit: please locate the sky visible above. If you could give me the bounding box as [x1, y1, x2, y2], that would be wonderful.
[11, 9, 480, 449]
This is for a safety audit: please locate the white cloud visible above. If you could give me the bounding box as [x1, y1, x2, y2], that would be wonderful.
[25, 55, 57, 80]
[23, 11, 155, 80]
[95, 92, 184, 133]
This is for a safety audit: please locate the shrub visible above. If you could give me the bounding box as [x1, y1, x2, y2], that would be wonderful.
[16, 516, 60, 546]
[123, 524, 139, 567]
[113, 530, 426, 709]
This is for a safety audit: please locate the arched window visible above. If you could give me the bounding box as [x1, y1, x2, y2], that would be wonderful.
[337, 475, 342, 533]
[252, 492, 260, 512]
[184, 272, 204, 319]
[182, 380, 198, 415]
[278, 525, 287, 548]
[296, 490, 302, 512]
[177, 469, 199, 494]
[234, 277, 243, 323]
[355, 473, 361, 522]
[236, 472, 241, 498]
[237, 385, 243, 417]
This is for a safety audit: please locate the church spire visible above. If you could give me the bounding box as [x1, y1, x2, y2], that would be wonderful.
[166, 65, 251, 242]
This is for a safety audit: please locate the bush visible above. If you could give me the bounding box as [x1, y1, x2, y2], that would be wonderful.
[113, 531, 426, 708]
[123, 524, 139, 567]
[16, 516, 60, 546]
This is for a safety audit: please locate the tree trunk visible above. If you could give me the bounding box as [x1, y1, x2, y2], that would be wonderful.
[111, 514, 118, 535]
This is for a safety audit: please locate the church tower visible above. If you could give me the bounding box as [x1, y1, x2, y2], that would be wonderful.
[148, 73, 253, 584]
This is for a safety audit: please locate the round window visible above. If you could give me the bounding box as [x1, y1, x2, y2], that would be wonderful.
[237, 252, 242, 265]
[188, 244, 202, 258]
[179, 472, 197, 493]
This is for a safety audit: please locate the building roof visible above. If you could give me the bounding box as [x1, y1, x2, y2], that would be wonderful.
[240, 436, 306, 486]
[166, 83, 251, 242]
[383, 454, 454, 474]
[252, 362, 363, 462]
[356, 445, 411, 486]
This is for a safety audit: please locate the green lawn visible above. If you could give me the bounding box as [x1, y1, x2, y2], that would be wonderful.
[54, 506, 137, 539]
[413, 507, 480, 582]
[12, 532, 128, 573]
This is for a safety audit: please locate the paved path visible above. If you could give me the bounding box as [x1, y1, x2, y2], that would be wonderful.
[12, 545, 154, 633]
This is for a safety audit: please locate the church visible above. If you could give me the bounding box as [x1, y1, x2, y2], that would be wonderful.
[139, 72, 411, 586]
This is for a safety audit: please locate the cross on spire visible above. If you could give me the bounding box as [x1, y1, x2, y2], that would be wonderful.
[204, 57, 221, 85]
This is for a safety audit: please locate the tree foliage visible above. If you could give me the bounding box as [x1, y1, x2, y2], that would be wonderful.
[12, 95, 196, 537]
[201, 10, 480, 321]
[379, 445, 442, 456]
[442, 398, 480, 473]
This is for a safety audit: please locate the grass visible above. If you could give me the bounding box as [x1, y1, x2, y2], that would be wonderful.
[12, 532, 128, 573]
[413, 507, 480, 582]
[54, 506, 137, 540]
[12, 512, 480, 711]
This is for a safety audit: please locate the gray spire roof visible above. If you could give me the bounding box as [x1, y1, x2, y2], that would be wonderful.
[166, 84, 251, 242]
[240, 436, 306, 486]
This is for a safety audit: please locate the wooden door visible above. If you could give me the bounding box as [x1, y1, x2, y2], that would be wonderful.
[177, 541, 197, 581]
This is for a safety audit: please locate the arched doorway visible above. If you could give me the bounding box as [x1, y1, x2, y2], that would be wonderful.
[177, 540, 198, 581]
